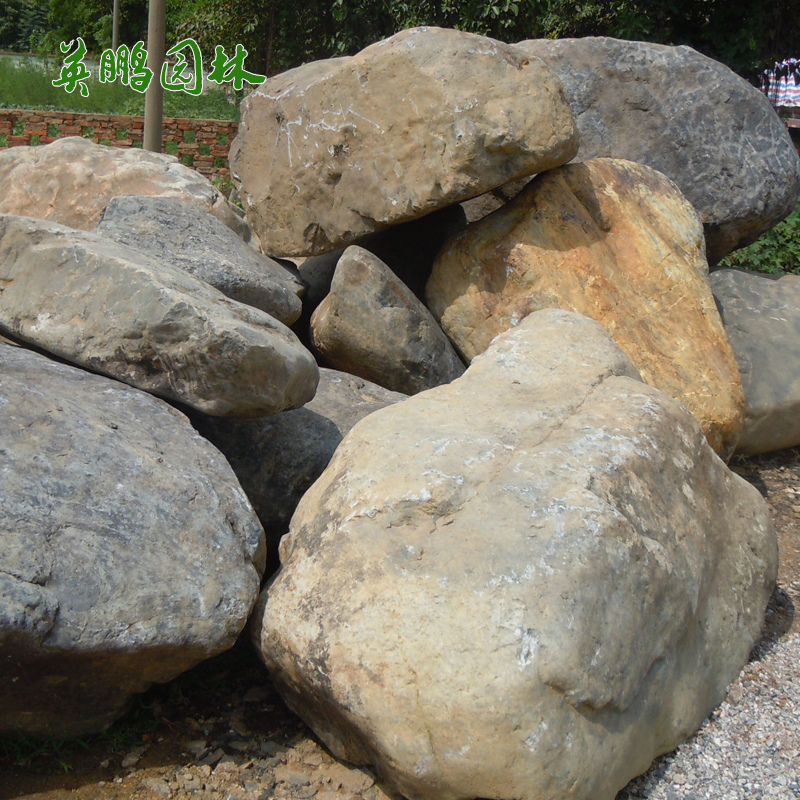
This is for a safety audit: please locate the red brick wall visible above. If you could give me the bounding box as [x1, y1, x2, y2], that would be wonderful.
[0, 109, 238, 183]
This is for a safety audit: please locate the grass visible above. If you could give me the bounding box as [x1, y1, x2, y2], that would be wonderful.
[719, 200, 800, 275]
[0, 698, 159, 773]
[0, 55, 241, 120]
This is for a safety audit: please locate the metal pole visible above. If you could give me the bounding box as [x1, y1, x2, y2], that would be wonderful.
[112, 0, 120, 53]
[143, 0, 165, 152]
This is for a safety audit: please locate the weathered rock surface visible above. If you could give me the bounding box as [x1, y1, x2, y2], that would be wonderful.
[193, 368, 406, 574]
[311, 246, 465, 394]
[711, 269, 800, 455]
[253, 309, 777, 800]
[96, 195, 305, 325]
[0, 214, 318, 417]
[515, 37, 800, 263]
[0, 136, 250, 240]
[232, 26, 578, 256]
[426, 158, 744, 456]
[0, 341, 266, 737]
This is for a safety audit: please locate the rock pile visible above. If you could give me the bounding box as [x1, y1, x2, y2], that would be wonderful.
[1, 23, 799, 800]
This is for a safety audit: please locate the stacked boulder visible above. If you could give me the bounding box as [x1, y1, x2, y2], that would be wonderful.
[0, 140, 317, 735]
[1, 24, 798, 800]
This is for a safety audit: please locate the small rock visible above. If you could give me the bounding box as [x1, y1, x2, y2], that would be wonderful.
[199, 748, 226, 767]
[274, 764, 313, 787]
[228, 740, 251, 752]
[121, 745, 148, 768]
[214, 755, 241, 774]
[140, 777, 172, 797]
[243, 686, 270, 703]
[184, 740, 208, 757]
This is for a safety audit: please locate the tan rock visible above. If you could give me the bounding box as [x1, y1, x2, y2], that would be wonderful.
[253, 309, 776, 800]
[0, 137, 249, 240]
[232, 26, 578, 256]
[426, 158, 744, 456]
[0, 214, 318, 417]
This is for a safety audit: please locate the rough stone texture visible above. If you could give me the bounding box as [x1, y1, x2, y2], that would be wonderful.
[0, 214, 318, 417]
[311, 246, 465, 394]
[711, 269, 800, 455]
[0, 341, 266, 737]
[0, 136, 251, 240]
[232, 26, 578, 256]
[253, 309, 777, 800]
[193, 368, 406, 575]
[96, 195, 305, 325]
[515, 37, 800, 263]
[426, 158, 744, 457]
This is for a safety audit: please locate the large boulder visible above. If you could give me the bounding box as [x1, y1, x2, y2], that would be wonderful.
[193, 368, 406, 575]
[96, 195, 305, 325]
[0, 340, 266, 737]
[232, 26, 578, 256]
[253, 309, 776, 800]
[426, 158, 744, 457]
[711, 269, 800, 454]
[0, 137, 250, 240]
[0, 214, 318, 417]
[311, 246, 465, 394]
[515, 37, 800, 263]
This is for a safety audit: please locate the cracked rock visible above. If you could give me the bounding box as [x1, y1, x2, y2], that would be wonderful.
[253, 308, 776, 800]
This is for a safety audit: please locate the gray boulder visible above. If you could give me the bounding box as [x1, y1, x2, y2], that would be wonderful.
[0, 214, 318, 417]
[193, 368, 405, 575]
[515, 37, 800, 263]
[0, 340, 265, 737]
[310, 246, 465, 394]
[712, 268, 800, 454]
[232, 26, 577, 256]
[254, 309, 776, 800]
[96, 195, 305, 325]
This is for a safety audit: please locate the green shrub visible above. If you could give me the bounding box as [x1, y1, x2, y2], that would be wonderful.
[12, 121, 24, 135]
[0, 134, 7, 147]
[164, 140, 179, 155]
[719, 201, 800, 275]
[47, 122, 58, 136]
[30, 134, 40, 145]
[198, 142, 211, 155]
[183, 129, 196, 143]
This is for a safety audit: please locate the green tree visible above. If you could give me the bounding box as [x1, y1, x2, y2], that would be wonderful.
[0, 0, 51, 52]
[48, 0, 148, 54]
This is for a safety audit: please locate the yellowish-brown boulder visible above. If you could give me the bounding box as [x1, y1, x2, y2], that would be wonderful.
[426, 158, 744, 457]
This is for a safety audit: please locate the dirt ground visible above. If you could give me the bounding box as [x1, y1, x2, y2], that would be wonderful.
[1, 446, 798, 800]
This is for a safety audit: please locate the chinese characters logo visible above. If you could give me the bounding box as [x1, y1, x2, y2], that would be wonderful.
[52, 38, 266, 96]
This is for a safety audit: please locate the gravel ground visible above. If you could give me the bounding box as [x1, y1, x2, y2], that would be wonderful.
[1, 447, 798, 800]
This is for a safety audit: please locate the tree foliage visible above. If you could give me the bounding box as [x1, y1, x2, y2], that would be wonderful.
[0, 0, 51, 52]
[7, 0, 799, 82]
